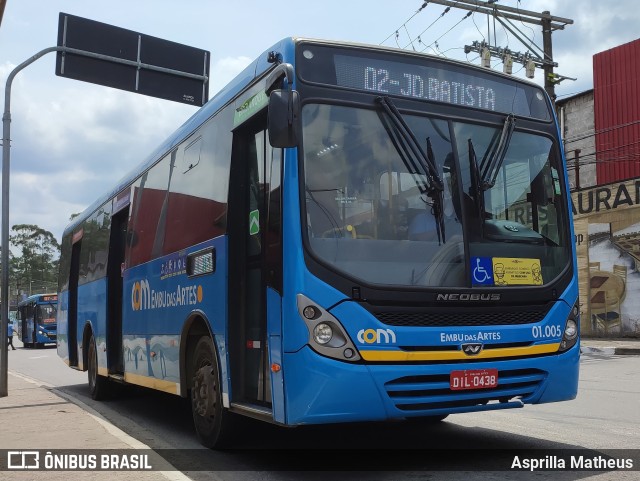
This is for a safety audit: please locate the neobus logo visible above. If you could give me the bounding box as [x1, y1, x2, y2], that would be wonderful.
[357, 328, 397, 344]
[437, 293, 501, 301]
[132, 279, 151, 311]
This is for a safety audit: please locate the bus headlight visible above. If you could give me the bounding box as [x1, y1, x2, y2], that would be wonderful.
[558, 300, 580, 352]
[564, 319, 578, 340]
[297, 294, 361, 362]
[313, 323, 333, 344]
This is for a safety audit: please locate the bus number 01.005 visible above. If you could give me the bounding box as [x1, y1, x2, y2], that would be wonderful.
[531, 325, 562, 339]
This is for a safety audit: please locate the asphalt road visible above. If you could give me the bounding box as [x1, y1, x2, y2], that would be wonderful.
[5, 338, 640, 481]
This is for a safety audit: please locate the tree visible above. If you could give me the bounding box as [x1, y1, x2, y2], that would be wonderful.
[10, 224, 60, 296]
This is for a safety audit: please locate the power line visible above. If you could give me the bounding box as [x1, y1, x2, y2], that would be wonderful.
[564, 119, 640, 145]
[515, 0, 537, 46]
[381, 1, 430, 45]
[422, 11, 473, 52]
[566, 140, 640, 161]
[471, 11, 486, 42]
[404, 5, 453, 50]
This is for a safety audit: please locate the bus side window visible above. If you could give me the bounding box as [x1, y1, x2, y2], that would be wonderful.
[127, 155, 172, 266]
[163, 108, 233, 255]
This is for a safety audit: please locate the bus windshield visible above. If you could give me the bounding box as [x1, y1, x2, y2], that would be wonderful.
[302, 103, 570, 288]
[37, 303, 57, 323]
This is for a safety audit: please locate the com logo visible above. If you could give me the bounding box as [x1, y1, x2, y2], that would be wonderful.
[356, 328, 397, 344]
[131, 279, 151, 311]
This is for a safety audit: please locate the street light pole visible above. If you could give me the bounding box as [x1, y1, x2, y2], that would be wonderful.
[1, 41, 209, 397]
[2, 46, 60, 398]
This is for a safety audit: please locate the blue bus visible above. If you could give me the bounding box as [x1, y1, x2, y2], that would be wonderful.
[57, 37, 579, 448]
[17, 293, 58, 348]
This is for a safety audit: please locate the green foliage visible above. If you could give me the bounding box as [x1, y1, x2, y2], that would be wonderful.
[9, 224, 60, 296]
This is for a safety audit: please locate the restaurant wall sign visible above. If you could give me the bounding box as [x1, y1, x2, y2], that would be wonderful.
[571, 178, 640, 338]
[572, 180, 640, 215]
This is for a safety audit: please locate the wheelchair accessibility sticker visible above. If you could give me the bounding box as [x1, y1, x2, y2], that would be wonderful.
[471, 257, 493, 285]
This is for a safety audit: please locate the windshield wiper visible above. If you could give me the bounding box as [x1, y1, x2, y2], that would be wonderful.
[468, 138, 486, 224]
[479, 113, 516, 190]
[375, 96, 446, 243]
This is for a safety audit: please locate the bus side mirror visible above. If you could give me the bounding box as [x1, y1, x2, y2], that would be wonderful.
[268, 89, 300, 148]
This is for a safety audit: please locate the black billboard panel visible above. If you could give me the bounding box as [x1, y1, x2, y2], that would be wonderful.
[56, 13, 209, 106]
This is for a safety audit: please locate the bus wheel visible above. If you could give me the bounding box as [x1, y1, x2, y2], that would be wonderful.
[87, 334, 109, 401]
[190, 336, 236, 449]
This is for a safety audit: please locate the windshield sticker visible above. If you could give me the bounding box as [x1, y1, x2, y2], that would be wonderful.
[471, 257, 494, 285]
[492, 257, 543, 286]
[234, 90, 268, 127]
[249, 209, 260, 236]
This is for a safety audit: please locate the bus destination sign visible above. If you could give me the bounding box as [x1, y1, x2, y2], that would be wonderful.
[334, 54, 549, 119]
[295, 43, 550, 120]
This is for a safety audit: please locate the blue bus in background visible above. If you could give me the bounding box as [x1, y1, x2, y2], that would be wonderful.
[57, 37, 579, 448]
[17, 293, 58, 348]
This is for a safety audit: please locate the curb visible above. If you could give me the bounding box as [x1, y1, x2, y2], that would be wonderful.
[580, 346, 616, 355]
[614, 347, 640, 355]
[8, 371, 195, 481]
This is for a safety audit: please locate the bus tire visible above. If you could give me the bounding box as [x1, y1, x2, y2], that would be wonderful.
[190, 336, 236, 449]
[87, 334, 110, 401]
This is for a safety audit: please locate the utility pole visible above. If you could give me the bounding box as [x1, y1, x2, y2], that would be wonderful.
[541, 11, 555, 100]
[426, 0, 573, 102]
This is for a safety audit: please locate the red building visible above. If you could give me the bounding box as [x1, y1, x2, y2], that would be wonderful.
[593, 38, 640, 184]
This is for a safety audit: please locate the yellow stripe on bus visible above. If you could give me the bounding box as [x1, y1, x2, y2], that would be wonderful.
[124, 372, 180, 395]
[360, 343, 560, 362]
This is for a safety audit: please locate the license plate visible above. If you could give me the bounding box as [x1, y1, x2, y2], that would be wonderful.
[450, 368, 498, 391]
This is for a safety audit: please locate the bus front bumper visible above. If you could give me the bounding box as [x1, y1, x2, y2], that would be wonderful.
[282, 342, 579, 425]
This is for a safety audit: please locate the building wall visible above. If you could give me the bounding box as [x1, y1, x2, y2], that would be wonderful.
[593, 38, 640, 184]
[559, 91, 596, 190]
[572, 179, 640, 337]
[560, 41, 640, 338]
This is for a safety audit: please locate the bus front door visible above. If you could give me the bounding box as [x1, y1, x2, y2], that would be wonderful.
[68, 239, 81, 367]
[107, 206, 128, 374]
[229, 112, 282, 411]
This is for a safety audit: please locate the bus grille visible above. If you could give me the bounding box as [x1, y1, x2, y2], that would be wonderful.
[384, 368, 546, 412]
[43, 325, 56, 340]
[372, 306, 549, 327]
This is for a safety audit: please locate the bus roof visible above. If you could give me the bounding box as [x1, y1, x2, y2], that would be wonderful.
[62, 36, 547, 238]
[18, 293, 58, 306]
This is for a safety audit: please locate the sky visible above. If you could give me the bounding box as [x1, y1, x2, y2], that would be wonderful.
[1, 0, 639, 244]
